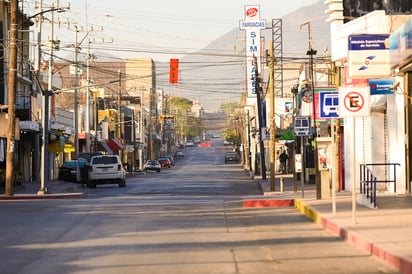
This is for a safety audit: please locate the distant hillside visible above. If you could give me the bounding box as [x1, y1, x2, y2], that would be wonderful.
[156, 0, 330, 111]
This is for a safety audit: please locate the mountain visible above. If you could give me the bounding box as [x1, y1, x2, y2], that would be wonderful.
[156, 0, 330, 111]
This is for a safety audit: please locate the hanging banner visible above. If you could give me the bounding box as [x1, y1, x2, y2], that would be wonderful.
[169, 58, 179, 84]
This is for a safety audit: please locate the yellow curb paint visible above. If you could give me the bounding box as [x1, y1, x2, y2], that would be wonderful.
[294, 199, 322, 225]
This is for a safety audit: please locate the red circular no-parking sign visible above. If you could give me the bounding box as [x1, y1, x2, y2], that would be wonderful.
[344, 92, 364, 112]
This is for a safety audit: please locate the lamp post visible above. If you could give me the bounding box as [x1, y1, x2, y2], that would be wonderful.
[301, 21, 320, 199]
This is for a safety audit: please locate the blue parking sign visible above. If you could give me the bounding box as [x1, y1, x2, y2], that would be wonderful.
[319, 91, 339, 118]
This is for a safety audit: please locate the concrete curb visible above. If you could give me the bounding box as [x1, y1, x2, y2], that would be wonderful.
[0, 192, 87, 200]
[294, 198, 412, 274]
[243, 199, 294, 207]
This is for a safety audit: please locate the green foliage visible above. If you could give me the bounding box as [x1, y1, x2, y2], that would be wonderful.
[183, 116, 203, 138]
[167, 96, 203, 138]
[224, 129, 241, 147]
[169, 97, 193, 111]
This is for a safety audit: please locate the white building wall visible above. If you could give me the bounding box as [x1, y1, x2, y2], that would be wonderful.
[387, 77, 406, 193]
[331, 10, 406, 193]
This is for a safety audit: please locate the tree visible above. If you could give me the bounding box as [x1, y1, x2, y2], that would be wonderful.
[167, 96, 204, 140]
[224, 129, 241, 147]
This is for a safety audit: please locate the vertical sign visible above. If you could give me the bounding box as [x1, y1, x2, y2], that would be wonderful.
[239, 6, 266, 98]
[169, 58, 179, 84]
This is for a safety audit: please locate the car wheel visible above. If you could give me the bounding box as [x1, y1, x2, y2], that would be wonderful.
[168, 166, 170, 168]
[119, 179, 126, 188]
[88, 180, 96, 188]
[157, 169, 160, 172]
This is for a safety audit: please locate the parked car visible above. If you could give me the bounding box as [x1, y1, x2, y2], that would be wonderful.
[59, 159, 89, 183]
[185, 140, 194, 147]
[198, 141, 213, 147]
[176, 149, 184, 157]
[78, 152, 103, 163]
[164, 154, 175, 166]
[144, 160, 161, 172]
[158, 157, 171, 168]
[224, 140, 231, 146]
[88, 155, 126, 188]
[225, 151, 239, 163]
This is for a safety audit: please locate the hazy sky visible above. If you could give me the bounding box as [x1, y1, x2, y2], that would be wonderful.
[26, 0, 322, 62]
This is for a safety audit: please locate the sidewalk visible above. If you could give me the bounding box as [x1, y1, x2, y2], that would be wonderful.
[244, 174, 412, 274]
[0, 179, 87, 200]
[0, 171, 145, 200]
[0, 172, 143, 200]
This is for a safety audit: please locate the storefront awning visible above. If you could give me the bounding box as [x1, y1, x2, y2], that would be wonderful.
[108, 138, 125, 150]
[101, 142, 113, 155]
[279, 130, 295, 141]
[152, 133, 161, 140]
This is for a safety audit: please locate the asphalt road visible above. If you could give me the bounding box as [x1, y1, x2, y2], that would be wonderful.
[0, 139, 399, 273]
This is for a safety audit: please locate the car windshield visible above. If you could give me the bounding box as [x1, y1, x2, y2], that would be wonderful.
[226, 152, 237, 157]
[159, 158, 168, 161]
[92, 156, 118, 164]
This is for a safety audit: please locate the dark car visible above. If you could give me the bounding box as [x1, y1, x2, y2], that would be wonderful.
[144, 160, 161, 172]
[59, 159, 89, 183]
[158, 157, 171, 168]
[225, 152, 239, 163]
[78, 152, 103, 163]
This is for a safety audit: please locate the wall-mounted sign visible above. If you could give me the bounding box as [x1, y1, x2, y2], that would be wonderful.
[389, 18, 412, 69]
[348, 34, 391, 79]
[369, 79, 394, 95]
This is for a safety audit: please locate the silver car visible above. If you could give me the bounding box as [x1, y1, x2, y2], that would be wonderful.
[88, 155, 126, 188]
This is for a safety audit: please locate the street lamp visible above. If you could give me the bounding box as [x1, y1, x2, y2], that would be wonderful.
[301, 21, 320, 199]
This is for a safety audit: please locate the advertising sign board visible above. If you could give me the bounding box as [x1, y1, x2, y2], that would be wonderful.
[239, 6, 266, 98]
[348, 34, 391, 78]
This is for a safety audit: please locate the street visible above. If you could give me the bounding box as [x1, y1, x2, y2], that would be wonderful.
[0, 139, 398, 274]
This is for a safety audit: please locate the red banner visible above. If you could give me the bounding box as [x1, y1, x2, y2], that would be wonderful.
[169, 58, 179, 84]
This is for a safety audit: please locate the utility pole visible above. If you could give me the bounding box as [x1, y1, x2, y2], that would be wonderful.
[147, 90, 153, 160]
[268, 41, 276, 191]
[74, 25, 80, 160]
[254, 56, 267, 180]
[117, 71, 122, 140]
[5, 0, 18, 196]
[85, 39, 91, 152]
[139, 87, 144, 169]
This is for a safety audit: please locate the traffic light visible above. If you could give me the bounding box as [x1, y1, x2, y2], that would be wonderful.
[159, 115, 174, 120]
